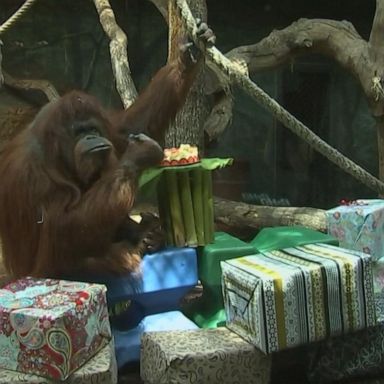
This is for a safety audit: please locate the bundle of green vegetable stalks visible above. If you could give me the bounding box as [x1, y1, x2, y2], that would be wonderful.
[139, 158, 233, 247]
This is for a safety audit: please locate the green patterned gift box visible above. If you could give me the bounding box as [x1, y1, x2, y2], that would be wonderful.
[140, 328, 271, 384]
[222, 243, 376, 354]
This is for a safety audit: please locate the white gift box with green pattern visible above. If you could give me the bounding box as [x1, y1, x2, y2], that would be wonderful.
[221, 243, 376, 354]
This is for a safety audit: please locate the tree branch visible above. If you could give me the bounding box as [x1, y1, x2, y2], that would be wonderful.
[148, 0, 169, 20]
[226, 18, 368, 81]
[204, 19, 369, 136]
[93, 0, 138, 108]
[203, 89, 233, 141]
[214, 197, 327, 233]
[132, 198, 327, 233]
[224, 18, 384, 116]
[175, 0, 384, 194]
[370, 0, 384, 59]
[3, 71, 59, 102]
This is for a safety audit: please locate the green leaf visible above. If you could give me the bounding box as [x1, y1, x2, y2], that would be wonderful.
[139, 158, 233, 188]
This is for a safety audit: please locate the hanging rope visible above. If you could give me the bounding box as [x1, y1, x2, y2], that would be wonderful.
[0, 0, 38, 35]
[175, 0, 384, 195]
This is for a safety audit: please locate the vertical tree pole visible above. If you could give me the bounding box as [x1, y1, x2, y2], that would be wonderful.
[165, 0, 209, 151]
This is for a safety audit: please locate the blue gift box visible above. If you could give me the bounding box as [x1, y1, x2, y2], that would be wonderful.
[70, 247, 198, 330]
[113, 310, 198, 368]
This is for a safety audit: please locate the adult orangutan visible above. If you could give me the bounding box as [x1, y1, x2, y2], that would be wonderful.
[0, 22, 215, 279]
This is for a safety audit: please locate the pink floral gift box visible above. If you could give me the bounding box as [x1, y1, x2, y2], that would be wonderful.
[0, 277, 111, 380]
[326, 199, 384, 261]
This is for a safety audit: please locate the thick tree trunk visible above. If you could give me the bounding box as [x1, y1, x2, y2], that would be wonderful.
[93, 0, 138, 108]
[214, 197, 327, 233]
[132, 197, 327, 234]
[164, 0, 209, 150]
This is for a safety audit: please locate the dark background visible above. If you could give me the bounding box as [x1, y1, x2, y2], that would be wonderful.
[0, 0, 378, 209]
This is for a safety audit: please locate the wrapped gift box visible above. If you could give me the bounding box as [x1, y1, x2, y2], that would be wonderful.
[0, 277, 111, 380]
[184, 232, 254, 329]
[222, 243, 376, 354]
[140, 327, 271, 384]
[373, 258, 384, 322]
[307, 323, 384, 383]
[199, 232, 255, 287]
[0, 340, 117, 383]
[326, 199, 384, 261]
[69, 247, 198, 330]
[113, 310, 198, 368]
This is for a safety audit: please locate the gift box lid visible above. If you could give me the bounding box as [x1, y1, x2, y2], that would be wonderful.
[326, 200, 384, 261]
[327, 199, 384, 215]
[0, 277, 108, 318]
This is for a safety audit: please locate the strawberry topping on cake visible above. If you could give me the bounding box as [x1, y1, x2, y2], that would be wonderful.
[161, 144, 199, 166]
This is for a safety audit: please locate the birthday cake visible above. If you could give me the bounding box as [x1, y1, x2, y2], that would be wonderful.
[161, 144, 199, 166]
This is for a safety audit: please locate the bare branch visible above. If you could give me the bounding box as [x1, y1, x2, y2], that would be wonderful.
[370, 0, 384, 59]
[203, 90, 233, 141]
[226, 18, 368, 79]
[206, 19, 367, 116]
[147, 0, 169, 20]
[3, 71, 59, 102]
[93, 0, 138, 108]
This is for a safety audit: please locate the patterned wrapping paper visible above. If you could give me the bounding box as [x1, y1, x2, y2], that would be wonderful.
[0, 277, 111, 380]
[221, 243, 376, 354]
[326, 199, 384, 261]
[113, 310, 199, 368]
[198, 232, 255, 287]
[183, 232, 255, 329]
[0, 341, 117, 383]
[370, 257, 384, 325]
[306, 323, 384, 383]
[140, 328, 271, 384]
